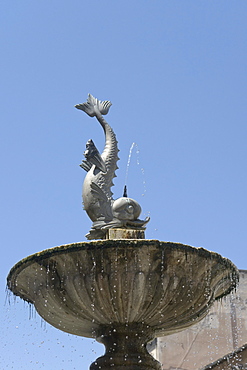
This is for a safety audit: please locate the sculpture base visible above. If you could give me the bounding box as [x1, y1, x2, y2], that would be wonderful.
[90, 324, 161, 370]
[106, 228, 145, 240]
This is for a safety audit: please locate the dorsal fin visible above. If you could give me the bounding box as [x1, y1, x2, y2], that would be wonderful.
[84, 139, 106, 173]
[79, 160, 92, 172]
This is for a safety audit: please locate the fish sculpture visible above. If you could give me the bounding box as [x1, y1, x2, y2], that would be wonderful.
[75, 94, 150, 239]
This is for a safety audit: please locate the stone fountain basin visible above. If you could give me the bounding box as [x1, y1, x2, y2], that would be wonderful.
[7, 240, 238, 339]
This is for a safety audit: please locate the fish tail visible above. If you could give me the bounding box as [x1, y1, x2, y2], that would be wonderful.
[75, 93, 112, 117]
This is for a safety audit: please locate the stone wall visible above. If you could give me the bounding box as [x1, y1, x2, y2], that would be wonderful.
[202, 344, 247, 369]
[153, 270, 247, 370]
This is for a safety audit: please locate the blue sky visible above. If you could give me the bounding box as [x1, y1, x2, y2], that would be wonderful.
[1, 1, 247, 368]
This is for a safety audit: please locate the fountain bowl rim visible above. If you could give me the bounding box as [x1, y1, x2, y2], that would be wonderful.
[7, 239, 239, 303]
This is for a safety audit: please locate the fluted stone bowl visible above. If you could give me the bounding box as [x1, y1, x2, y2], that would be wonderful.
[7, 240, 239, 370]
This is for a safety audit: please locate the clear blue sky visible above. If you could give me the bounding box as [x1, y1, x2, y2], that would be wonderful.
[1, 1, 247, 368]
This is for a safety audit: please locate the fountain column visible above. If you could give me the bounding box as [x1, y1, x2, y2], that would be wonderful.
[91, 323, 161, 370]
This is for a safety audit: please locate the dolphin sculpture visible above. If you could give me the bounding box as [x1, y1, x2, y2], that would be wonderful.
[75, 94, 150, 239]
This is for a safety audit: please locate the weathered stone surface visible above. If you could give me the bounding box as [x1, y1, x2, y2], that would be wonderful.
[7, 240, 238, 369]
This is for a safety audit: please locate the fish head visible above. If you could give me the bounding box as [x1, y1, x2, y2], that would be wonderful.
[112, 197, 141, 221]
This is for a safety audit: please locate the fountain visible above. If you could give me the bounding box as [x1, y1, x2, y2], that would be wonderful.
[7, 94, 239, 370]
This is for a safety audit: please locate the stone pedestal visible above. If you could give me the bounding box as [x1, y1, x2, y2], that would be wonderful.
[106, 228, 145, 239]
[90, 324, 161, 370]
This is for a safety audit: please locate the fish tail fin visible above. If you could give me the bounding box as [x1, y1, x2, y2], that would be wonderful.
[75, 93, 112, 117]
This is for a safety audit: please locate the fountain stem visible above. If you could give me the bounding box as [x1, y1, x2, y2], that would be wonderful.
[90, 323, 161, 370]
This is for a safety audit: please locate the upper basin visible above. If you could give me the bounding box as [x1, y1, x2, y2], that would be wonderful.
[7, 240, 239, 338]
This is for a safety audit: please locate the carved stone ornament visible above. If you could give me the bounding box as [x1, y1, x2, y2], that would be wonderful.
[75, 94, 150, 240]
